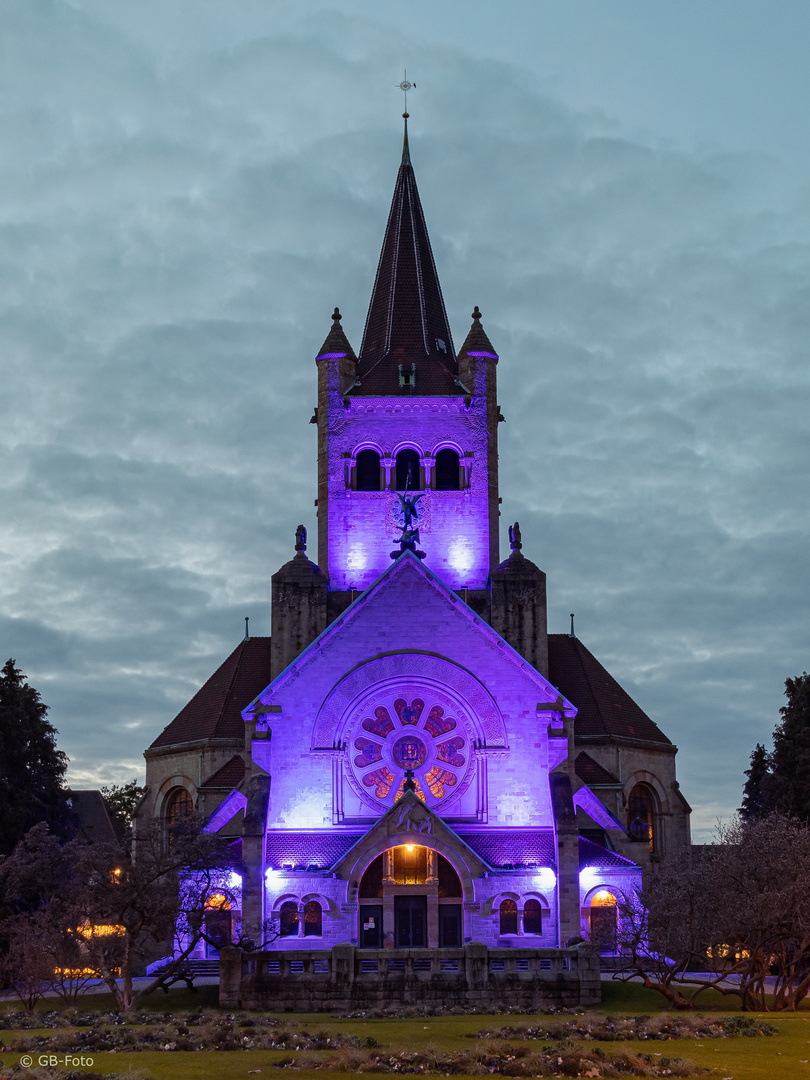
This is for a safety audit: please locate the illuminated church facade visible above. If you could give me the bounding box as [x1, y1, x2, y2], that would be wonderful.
[140, 121, 690, 957]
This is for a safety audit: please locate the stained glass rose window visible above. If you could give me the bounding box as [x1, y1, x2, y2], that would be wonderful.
[349, 692, 471, 806]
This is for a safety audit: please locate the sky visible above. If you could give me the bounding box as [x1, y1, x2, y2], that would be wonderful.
[1, 0, 809, 842]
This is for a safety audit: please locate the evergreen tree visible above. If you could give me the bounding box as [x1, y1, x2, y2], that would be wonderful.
[0, 659, 73, 855]
[740, 742, 772, 820]
[741, 672, 810, 822]
[769, 672, 810, 820]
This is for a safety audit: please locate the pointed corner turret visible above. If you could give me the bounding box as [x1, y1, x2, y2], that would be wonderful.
[270, 524, 327, 680]
[457, 306, 499, 363]
[491, 521, 549, 678]
[316, 307, 358, 364]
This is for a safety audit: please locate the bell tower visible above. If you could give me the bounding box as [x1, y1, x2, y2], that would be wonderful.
[314, 118, 501, 594]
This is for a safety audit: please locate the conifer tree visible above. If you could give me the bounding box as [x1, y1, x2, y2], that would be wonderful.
[740, 742, 771, 820]
[769, 672, 810, 819]
[741, 672, 810, 822]
[0, 659, 73, 855]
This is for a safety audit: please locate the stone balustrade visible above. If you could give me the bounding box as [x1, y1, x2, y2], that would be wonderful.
[220, 941, 600, 1010]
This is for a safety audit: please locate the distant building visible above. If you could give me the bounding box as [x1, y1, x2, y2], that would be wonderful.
[138, 120, 690, 963]
[67, 790, 119, 847]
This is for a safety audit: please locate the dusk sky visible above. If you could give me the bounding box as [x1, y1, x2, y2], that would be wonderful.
[2, 0, 809, 841]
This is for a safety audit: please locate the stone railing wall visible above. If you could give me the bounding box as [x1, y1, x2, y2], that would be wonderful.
[220, 942, 600, 1010]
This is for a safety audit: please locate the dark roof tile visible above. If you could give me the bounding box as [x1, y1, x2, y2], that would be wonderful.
[579, 836, 638, 868]
[548, 634, 671, 746]
[149, 637, 272, 749]
[67, 790, 119, 846]
[201, 755, 246, 789]
[265, 831, 365, 870]
[575, 752, 621, 786]
[456, 829, 556, 869]
[354, 121, 459, 397]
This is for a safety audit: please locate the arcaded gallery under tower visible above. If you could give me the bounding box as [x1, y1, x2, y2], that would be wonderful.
[139, 118, 691, 1006]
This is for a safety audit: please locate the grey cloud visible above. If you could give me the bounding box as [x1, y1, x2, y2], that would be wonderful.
[0, 4, 807, 839]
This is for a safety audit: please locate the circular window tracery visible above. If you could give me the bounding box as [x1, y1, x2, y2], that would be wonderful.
[348, 689, 473, 808]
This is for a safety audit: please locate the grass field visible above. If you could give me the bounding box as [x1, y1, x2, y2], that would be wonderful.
[1, 982, 807, 1079]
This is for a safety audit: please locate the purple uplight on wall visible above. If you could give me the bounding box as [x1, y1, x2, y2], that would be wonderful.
[322, 395, 496, 590]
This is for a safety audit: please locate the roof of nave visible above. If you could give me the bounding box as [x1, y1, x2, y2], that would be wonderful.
[574, 752, 621, 787]
[265, 831, 366, 870]
[455, 829, 556, 870]
[201, 754, 246, 789]
[353, 119, 460, 397]
[548, 634, 672, 747]
[579, 836, 638, 868]
[148, 637, 272, 749]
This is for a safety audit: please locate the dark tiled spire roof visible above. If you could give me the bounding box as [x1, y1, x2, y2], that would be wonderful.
[548, 634, 672, 747]
[355, 118, 459, 396]
[457, 306, 499, 362]
[148, 637, 272, 749]
[315, 307, 357, 362]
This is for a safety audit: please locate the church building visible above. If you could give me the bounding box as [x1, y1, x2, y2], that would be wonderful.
[139, 118, 691, 967]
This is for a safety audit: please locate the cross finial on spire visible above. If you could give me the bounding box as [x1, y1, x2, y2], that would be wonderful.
[397, 69, 415, 115]
[397, 70, 415, 164]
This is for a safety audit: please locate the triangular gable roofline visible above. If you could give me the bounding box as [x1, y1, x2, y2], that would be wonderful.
[242, 550, 576, 719]
[331, 790, 487, 893]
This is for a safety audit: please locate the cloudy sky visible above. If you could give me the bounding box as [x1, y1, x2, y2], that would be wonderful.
[2, 0, 808, 841]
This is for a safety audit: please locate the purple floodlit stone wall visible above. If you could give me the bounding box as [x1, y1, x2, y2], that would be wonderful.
[321, 396, 494, 591]
[248, 558, 563, 830]
[255, 864, 639, 950]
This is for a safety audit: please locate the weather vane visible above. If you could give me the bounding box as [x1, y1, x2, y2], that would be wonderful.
[397, 70, 415, 116]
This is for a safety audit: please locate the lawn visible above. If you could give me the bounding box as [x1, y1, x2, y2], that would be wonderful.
[1, 981, 808, 1078]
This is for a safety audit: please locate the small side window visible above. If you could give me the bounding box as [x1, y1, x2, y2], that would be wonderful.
[524, 898, 543, 935]
[279, 901, 298, 937]
[304, 900, 323, 937]
[499, 898, 518, 935]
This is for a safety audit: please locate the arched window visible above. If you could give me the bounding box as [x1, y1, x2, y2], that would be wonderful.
[523, 898, 543, 935]
[396, 449, 422, 491]
[204, 894, 232, 956]
[356, 449, 381, 491]
[627, 783, 658, 853]
[165, 787, 193, 826]
[589, 890, 617, 948]
[499, 898, 518, 935]
[435, 448, 460, 490]
[279, 900, 298, 937]
[304, 900, 322, 937]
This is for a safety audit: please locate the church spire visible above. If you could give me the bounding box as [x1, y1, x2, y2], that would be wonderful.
[355, 117, 458, 396]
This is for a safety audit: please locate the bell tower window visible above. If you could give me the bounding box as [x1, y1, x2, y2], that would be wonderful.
[356, 449, 381, 491]
[435, 448, 460, 490]
[395, 449, 422, 491]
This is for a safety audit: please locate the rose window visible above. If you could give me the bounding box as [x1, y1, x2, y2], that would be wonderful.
[349, 694, 471, 807]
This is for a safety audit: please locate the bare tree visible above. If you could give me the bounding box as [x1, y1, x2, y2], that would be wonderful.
[614, 815, 810, 1011]
[1, 815, 238, 1010]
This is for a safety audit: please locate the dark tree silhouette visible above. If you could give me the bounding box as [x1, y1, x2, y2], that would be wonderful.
[741, 672, 810, 822]
[0, 659, 73, 855]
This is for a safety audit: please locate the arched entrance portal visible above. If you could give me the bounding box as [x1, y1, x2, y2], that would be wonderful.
[358, 844, 463, 949]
